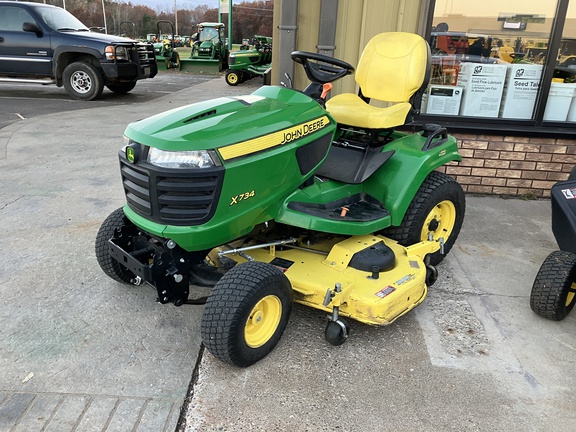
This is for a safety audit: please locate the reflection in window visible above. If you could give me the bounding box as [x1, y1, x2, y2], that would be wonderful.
[0, 6, 35, 32]
[423, 1, 559, 121]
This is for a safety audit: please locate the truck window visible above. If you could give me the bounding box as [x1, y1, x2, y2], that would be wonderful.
[0, 6, 35, 32]
[36, 6, 88, 32]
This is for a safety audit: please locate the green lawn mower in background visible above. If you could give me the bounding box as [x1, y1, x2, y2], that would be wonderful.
[95, 32, 465, 367]
[152, 20, 180, 71]
[225, 36, 273, 86]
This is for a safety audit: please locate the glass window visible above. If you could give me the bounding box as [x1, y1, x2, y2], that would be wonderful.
[423, 1, 558, 122]
[0, 6, 35, 32]
[36, 6, 88, 32]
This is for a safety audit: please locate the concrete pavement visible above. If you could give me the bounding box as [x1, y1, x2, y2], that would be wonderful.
[1, 77, 574, 431]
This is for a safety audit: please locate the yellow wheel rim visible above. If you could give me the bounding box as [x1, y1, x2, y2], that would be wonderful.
[566, 282, 576, 307]
[420, 200, 457, 242]
[227, 73, 238, 84]
[245, 295, 282, 348]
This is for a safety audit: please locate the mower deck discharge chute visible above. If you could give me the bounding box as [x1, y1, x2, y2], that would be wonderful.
[96, 32, 465, 367]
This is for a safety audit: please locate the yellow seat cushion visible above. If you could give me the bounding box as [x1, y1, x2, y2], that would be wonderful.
[326, 94, 412, 129]
[326, 32, 429, 129]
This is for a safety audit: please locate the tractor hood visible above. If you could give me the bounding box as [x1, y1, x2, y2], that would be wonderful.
[124, 86, 334, 153]
[199, 41, 215, 49]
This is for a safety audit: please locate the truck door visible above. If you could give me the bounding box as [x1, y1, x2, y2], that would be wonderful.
[0, 5, 52, 76]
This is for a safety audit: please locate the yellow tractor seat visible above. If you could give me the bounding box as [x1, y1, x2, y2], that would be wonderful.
[326, 32, 430, 130]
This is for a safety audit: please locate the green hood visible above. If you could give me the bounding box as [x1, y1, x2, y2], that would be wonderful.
[124, 86, 332, 152]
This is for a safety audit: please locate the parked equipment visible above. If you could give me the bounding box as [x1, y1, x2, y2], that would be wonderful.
[530, 167, 576, 320]
[153, 21, 180, 71]
[225, 36, 272, 86]
[180, 22, 229, 74]
[96, 32, 465, 367]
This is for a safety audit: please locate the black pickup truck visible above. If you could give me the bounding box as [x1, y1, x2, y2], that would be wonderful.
[0, 1, 157, 100]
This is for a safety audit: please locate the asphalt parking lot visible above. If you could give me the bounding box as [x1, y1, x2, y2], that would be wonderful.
[1, 75, 576, 431]
[0, 71, 213, 130]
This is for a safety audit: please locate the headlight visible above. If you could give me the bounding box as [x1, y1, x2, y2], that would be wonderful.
[147, 148, 221, 168]
[105, 45, 129, 60]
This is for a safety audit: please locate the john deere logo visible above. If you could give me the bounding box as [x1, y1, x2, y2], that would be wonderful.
[126, 146, 136, 163]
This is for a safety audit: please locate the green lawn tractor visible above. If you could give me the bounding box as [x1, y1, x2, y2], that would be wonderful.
[530, 166, 576, 320]
[152, 21, 180, 71]
[180, 22, 229, 74]
[225, 36, 273, 86]
[96, 32, 465, 367]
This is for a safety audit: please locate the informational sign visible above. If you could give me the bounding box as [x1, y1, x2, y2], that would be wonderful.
[500, 64, 543, 119]
[219, 0, 230, 14]
[457, 63, 507, 118]
[424, 85, 463, 116]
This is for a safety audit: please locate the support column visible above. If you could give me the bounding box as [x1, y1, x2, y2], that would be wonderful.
[276, 0, 298, 86]
[317, 0, 338, 57]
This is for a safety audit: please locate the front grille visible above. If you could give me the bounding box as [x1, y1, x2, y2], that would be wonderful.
[134, 43, 156, 67]
[119, 155, 224, 226]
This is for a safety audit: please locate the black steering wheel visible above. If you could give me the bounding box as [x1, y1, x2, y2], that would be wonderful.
[291, 51, 355, 84]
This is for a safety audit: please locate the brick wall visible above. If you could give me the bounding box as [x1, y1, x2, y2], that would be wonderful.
[435, 134, 576, 198]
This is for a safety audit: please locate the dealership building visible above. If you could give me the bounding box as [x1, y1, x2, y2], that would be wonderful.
[271, 0, 576, 197]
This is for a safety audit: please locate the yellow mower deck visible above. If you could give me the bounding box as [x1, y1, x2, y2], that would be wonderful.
[221, 235, 439, 326]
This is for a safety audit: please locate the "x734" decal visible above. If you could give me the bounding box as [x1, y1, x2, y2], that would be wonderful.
[230, 190, 256, 206]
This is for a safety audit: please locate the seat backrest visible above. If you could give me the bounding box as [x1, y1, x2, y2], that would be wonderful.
[355, 32, 430, 103]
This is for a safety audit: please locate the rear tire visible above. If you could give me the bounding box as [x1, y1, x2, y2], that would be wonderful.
[201, 261, 292, 367]
[382, 171, 465, 266]
[106, 81, 137, 94]
[530, 250, 576, 321]
[95, 208, 135, 284]
[63, 61, 104, 101]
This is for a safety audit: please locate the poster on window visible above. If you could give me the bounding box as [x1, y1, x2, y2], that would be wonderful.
[457, 63, 508, 117]
[500, 64, 543, 119]
[423, 85, 463, 115]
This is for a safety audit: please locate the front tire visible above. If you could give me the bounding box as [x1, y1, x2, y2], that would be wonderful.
[95, 208, 136, 284]
[201, 261, 293, 367]
[62, 61, 104, 101]
[383, 171, 465, 266]
[530, 250, 576, 321]
[106, 81, 137, 94]
[225, 70, 241, 86]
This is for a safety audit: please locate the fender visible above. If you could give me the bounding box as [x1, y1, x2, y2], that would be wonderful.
[363, 132, 462, 225]
[53, 45, 104, 84]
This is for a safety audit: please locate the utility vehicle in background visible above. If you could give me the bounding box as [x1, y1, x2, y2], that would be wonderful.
[225, 35, 272, 86]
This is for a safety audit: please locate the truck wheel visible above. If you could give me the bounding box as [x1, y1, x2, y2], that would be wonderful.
[530, 250, 576, 321]
[201, 261, 292, 367]
[106, 82, 137, 94]
[63, 62, 104, 101]
[382, 171, 465, 266]
[225, 70, 240, 86]
[95, 208, 136, 284]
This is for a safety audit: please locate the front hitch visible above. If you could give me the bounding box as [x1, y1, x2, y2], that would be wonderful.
[108, 225, 190, 306]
